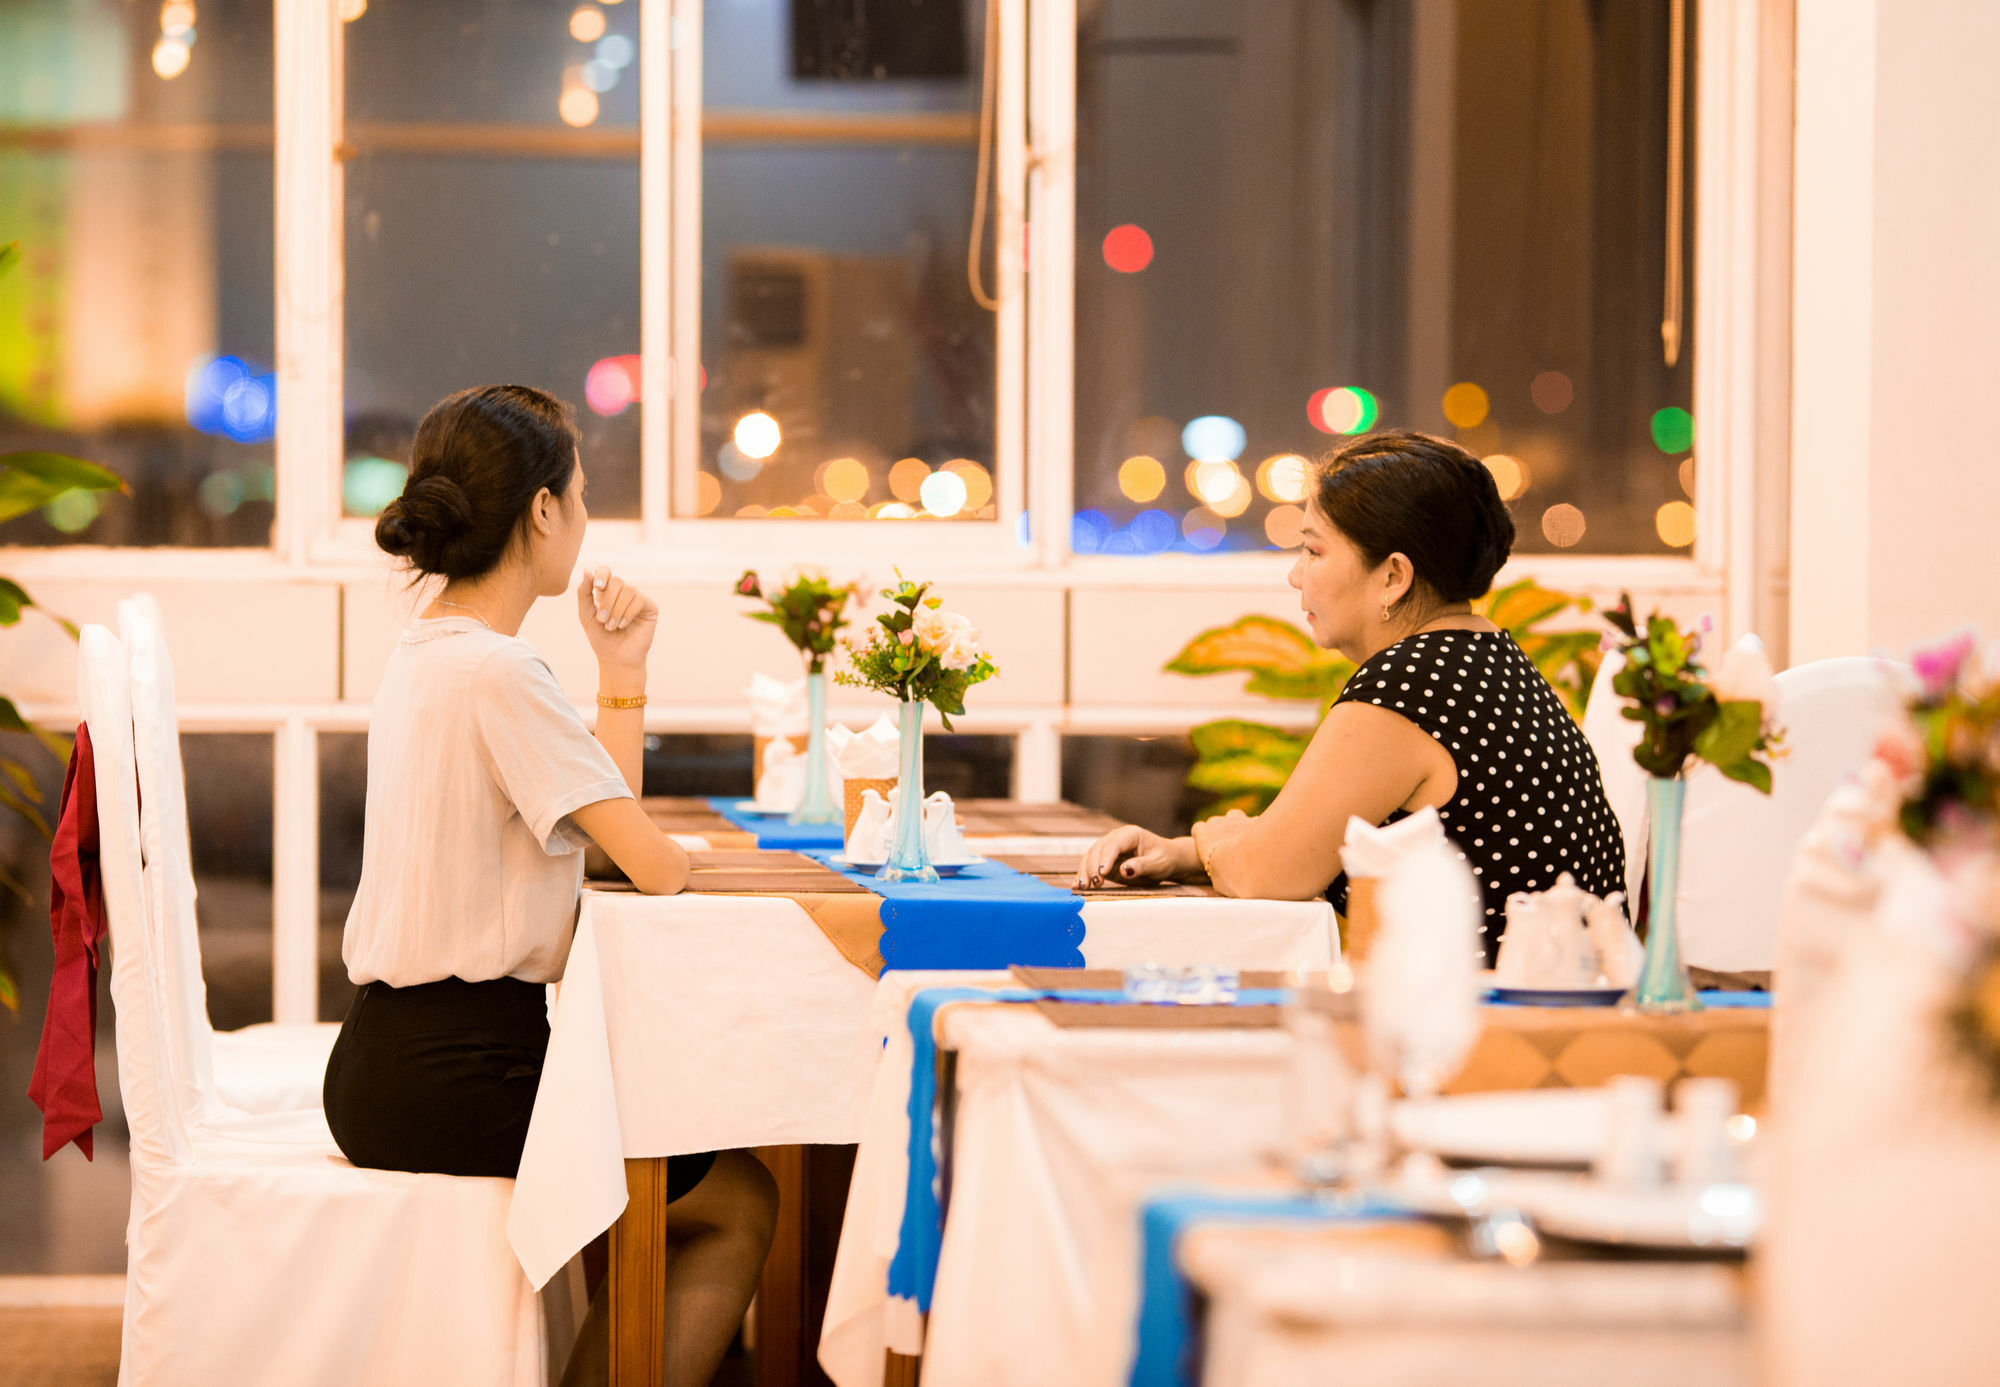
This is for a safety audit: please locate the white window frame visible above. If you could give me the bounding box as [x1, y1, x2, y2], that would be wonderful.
[0, 0, 1785, 1024]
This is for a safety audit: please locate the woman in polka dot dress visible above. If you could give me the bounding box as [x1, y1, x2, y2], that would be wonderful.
[1078, 430, 1624, 963]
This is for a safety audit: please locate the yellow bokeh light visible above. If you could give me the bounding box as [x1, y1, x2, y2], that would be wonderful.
[733, 411, 780, 459]
[1256, 453, 1309, 503]
[1211, 470, 1254, 518]
[829, 500, 868, 520]
[1483, 453, 1528, 500]
[734, 503, 768, 519]
[1264, 503, 1306, 548]
[1541, 503, 1586, 548]
[1442, 381, 1490, 430]
[920, 468, 969, 518]
[1190, 460, 1240, 506]
[875, 501, 918, 520]
[558, 86, 600, 127]
[944, 459, 993, 510]
[339, 0, 367, 20]
[766, 506, 802, 518]
[794, 495, 828, 516]
[1118, 454, 1165, 503]
[1655, 500, 1697, 548]
[822, 456, 870, 503]
[1679, 455, 1696, 499]
[888, 457, 930, 503]
[693, 471, 721, 516]
[151, 37, 191, 79]
[161, 2, 197, 37]
[570, 4, 606, 41]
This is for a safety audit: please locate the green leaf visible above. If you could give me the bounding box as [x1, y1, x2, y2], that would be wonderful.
[1187, 753, 1296, 795]
[0, 697, 71, 762]
[1478, 578, 1579, 633]
[1713, 757, 1773, 794]
[1693, 699, 1763, 771]
[0, 578, 25, 625]
[0, 965, 18, 1012]
[1194, 793, 1268, 821]
[1166, 615, 1325, 679]
[1243, 665, 1351, 703]
[0, 757, 41, 802]
[0, 241, 18, 279]
[0, 778, 51, 838]
[0, 452, 125, 525]
[1188, 720, 1309, 763]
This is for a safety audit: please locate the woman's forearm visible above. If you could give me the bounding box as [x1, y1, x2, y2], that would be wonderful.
[596, 661, 647, 796]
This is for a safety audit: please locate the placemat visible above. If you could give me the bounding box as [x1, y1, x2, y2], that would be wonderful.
[683, 850, 871, 895]
[989, 855, 1223, 898]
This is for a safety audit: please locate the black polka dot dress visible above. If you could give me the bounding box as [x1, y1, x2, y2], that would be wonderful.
[1326, 630, 1625, 963]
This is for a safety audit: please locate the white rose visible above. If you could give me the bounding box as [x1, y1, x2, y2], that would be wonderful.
[941, 636, 980, 672]
[1711, 636, 1782, 733]
[912, 605, 952, 653]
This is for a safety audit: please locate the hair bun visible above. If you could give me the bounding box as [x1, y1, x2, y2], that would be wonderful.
[374, 474, 475, 572]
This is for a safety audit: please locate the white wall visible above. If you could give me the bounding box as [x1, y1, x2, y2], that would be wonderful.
[1792, 0, 2000, 661]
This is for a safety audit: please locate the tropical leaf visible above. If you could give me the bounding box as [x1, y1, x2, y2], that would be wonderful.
[0, 452, 126, 525]
[1479, 577, 1583, 631]
[0, 962, 17, 1011]
[1166, 615, 1325, 679]
[0, 697, 71, 763]
[1244, 664, 1352, 704]
[0, 778, 49, 838]
[0, 578, 25, 625]
[1193, 793, 1267, 822]
[0, 241, 17, 278]
[1187, 753, 1297, 796]
[1188, 720, 1309, 763]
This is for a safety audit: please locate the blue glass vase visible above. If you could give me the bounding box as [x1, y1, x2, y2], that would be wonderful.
[877, 697, 937, 884]
[788, 670, 839, 826]
[1630, 775, 1701, 1013]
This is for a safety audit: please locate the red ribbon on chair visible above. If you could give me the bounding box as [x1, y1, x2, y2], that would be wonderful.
[29, 725, 106, 1160]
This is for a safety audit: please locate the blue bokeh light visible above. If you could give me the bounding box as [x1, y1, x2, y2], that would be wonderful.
[1129, 508, 1177, 553]
[185, 355, 277, 444]
[1180, 414, 1246, 462]
[1070, 509, 1111, 554]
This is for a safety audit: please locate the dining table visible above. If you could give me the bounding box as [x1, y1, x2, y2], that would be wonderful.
[509, 797, 1343, 1387]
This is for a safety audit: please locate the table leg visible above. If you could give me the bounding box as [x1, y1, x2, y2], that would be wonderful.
[611, 1157, 671, 1387]
[754, 1145, 858, 1387]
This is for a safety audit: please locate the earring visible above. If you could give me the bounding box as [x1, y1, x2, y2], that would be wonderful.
[1381, 601, 1392, 622]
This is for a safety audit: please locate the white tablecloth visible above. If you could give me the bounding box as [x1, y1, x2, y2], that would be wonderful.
[818, 1005, 1296, 1387]
[509, 891, 1337, 1288]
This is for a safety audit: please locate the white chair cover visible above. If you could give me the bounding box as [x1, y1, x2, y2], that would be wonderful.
[81, 627, 548, 1387]
[1674, 655, 1905, 970]
[1581, 650, 1649, 901]
[119, 594, 338, 1116]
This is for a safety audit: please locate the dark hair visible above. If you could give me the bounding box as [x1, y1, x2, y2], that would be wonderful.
[375, 385, 581, 580]
[1312, 429, 1514, 607]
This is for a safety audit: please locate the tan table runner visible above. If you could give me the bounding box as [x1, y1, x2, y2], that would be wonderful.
[992, 852, 1224, 898]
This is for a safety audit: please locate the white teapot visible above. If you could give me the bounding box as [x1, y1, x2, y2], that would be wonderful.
[1496, 873, 1634, 988]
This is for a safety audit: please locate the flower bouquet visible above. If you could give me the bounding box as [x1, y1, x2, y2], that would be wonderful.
[736, 568, 864, 823]
[1604, 595, 1784, 1010]
[836, 577, 998, 881]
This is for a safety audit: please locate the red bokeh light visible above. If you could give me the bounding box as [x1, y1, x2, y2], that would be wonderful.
[1306, 387, 1337, 434]
[1102, 224, 1154, 274]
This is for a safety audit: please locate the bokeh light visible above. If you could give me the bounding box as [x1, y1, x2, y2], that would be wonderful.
[598, 34, 634, 68]
[829, 500, 868, 520]
[734, 504, 768, 518]
[580, 59, 617, 92]
[1442, 381, 1490, 430]
[944, 459, 993, 510]
[1102, 224, 1154, 274]
[570, 4, 606, 41]
[1071, 509, 1112, 554]
[1182, 507, 1225, 550]
[1651, 406, 1694, 454]
[733, 411, 780, 459]
[1482, 453, 1528, 501]
[340, 0, 368, 18]
[1116, 454, 1163, 503]
[822, 457, 870, 504]
[1181, 414, 1247, 462]
[1541, 503, 1587, 548]
[1190, 460, 1240, 506]
[876, 501, 918, 520]
[1530, 370, 1574, 414]
[1264, 504, 1305, 548]
[1678, 455, 1696, 499]
[44, 489, 100, 534]
[559, 87, 599, 127]
[1129, 509, 1176, 554]
[1655, 500, 1696, 548]
[584, 354, 641, 416]
[694, 472, 721, 515]
[1317, 386, 1378, 434]
[888, 456, 930, 503]
[920, 468, 968, 518]
[342, 455, 408, 517]
[161, 2, 197, 37]
[184, 355, 277, 443]
[152, 37, 190, 79]
[1211, 470, 1253, 518]
[1256, 453, 1310, 503]
[716, 441, 760, 481]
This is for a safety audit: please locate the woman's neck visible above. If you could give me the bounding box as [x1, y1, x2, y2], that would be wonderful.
[1355, 603, 1487, 663]
[425, 566, 538, 637]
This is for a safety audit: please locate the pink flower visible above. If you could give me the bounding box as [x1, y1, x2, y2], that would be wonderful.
[898, 630, 914, 645]
[1912, 629, 1978, 697]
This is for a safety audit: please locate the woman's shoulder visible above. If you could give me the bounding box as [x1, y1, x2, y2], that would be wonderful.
[1337, 629, 1505, 702]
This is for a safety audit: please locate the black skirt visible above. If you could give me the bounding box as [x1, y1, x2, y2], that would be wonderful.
[324, 975, 716, 1198]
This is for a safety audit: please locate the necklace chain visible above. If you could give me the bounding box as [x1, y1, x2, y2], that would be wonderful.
[434, 598, 493, 631]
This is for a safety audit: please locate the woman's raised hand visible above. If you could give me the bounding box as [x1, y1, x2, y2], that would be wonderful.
[1074, 824, 1196, 890]
[576, 564, 658, 670]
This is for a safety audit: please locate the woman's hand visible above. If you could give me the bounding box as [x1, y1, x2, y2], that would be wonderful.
[1074, 825, 1198, 889]
[576, 565, 658, 673]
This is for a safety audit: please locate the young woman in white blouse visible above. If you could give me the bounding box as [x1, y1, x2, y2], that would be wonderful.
[323, 385, 775, 1387]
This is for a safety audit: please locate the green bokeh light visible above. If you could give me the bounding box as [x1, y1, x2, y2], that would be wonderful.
[343, 455, 409, 517]
[1651, 406, 1694, 454]
[44, 488, 100, 534]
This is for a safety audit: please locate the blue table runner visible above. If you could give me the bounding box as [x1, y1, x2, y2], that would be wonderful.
[707, 797, 847, 850]
[809, 850, 1087, 972]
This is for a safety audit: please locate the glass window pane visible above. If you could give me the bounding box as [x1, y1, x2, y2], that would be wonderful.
[1061, 734, 1196, 838]
[1072, 0, 1695, 557]
[696, 0, 997, 522]
[342, 0, 641, 519]
[319, 730, 365, 1024]
[183, 732, 276, 1029]
[0, 0, 275, 547]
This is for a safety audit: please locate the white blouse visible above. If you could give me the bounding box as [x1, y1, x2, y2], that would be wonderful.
[341, 617, 633, 987]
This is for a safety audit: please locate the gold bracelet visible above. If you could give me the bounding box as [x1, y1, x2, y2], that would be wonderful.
[596, 692, 647, 709]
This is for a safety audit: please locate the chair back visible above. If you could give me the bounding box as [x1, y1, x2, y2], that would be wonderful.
[1581, 649, 1649, 900]
[1675, 655, 1906, 970]
[119, 595, 219, 1126]
[78, 625, 191, 1168]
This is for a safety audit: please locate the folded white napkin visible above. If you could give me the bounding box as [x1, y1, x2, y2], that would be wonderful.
[754, 738, 807, 813]
[1342, 807, 1446, 879]
[1364, 836, 1483, 1097]
[747, 673, 808, 738]
[843, 787, 968, 864]
[830, 714, 900, 781]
